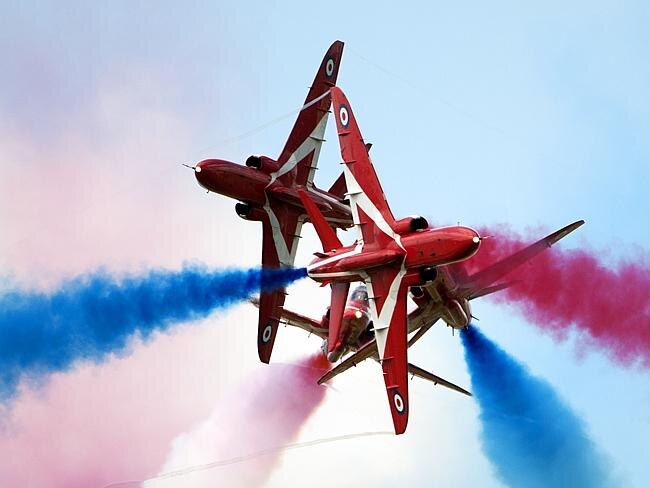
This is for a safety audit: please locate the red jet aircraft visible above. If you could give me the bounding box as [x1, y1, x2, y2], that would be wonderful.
[297, 86, 483, 434]
[256, 283, 472, 396]
[315, 220, 584, 382]
[268, 221, 583, 424]
[189, 41, 352, 363]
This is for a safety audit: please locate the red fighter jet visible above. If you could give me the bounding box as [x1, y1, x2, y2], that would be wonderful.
[255, 282, 472, 396]
[297, 86, 483, 435]
[314, 220, 584, 384]
[254, 284, 377, 362]
[265, 221, 583, 408]
[189, 41, 352, 363]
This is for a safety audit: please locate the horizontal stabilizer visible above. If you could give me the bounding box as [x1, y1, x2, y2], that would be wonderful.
[408, 363, 471, 396]
[327, 172, 347, 200]
[317, 314, 444, 384]
[317, 340, 378, 384]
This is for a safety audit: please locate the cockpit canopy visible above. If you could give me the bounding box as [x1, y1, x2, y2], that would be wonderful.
[350, 284, 368, 302]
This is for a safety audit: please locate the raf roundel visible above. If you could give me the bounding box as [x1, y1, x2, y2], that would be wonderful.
[261, 324, 273, 344]
[393, 391, 406, 415]
[339, 105, 350, 128]
[325, 58, 335, 77]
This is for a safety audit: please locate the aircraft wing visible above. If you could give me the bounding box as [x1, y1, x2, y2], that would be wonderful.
[330, 86, 412, 433]
[457, 220, 585, 298]
[365, 266, 411, 435]
[330, 86, 398, 248]
[272, 41, 344, 188]
[257, 204, 305, 363]
[256, 42, 346, 363]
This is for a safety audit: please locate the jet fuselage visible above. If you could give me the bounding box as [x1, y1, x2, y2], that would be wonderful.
[322, 284, 374, 362]
[194, 158, 352, 226]
[306, 226, 481, 283]
[410, 266, 473, 330]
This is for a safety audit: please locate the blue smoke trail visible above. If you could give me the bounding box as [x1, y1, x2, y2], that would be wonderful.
[460, 326, 614, 488]
[0, 265, 306, 400]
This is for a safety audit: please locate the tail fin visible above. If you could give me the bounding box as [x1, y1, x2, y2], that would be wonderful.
[407, 363, 471, 396]
[298, 189, 342, 252]
[274, 41, 344, 186]
[327, 172, 347, 200]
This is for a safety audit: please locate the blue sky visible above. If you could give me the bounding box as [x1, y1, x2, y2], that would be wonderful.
[1, 1, 648, 487]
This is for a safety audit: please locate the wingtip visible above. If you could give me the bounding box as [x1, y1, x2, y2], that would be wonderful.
[317, 368, 334, 385]
[325, 41, 344, 65]
[545, 219, 586, 246]
[330, 85, 344, 99]
[393, 418, 409, 435]
[258, 352, 271, 364]
[570, 219, 586, 230]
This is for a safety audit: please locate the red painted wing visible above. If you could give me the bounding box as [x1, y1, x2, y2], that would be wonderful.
[257, 289, 285, 364]
[373, 271, 410, 435]
[274, 41, 344, 187]
[363, 264, 410, 434]
[256, 42, 347, 363]
[257, 201, 305, 363]
[330, 86, 397, 249]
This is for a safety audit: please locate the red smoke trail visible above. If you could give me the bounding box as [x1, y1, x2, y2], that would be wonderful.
[230, 354, 331, 486]
[460, 225, 650, 368]
[148, 354, 330, 488]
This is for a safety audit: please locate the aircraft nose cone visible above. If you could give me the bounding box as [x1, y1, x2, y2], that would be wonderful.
[193, 161, 209, 188]
[193, 159, 226, 191]
[466, 228, 481, 255]
[194, 160, 209, 182]
[447, 226, 481, 260]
